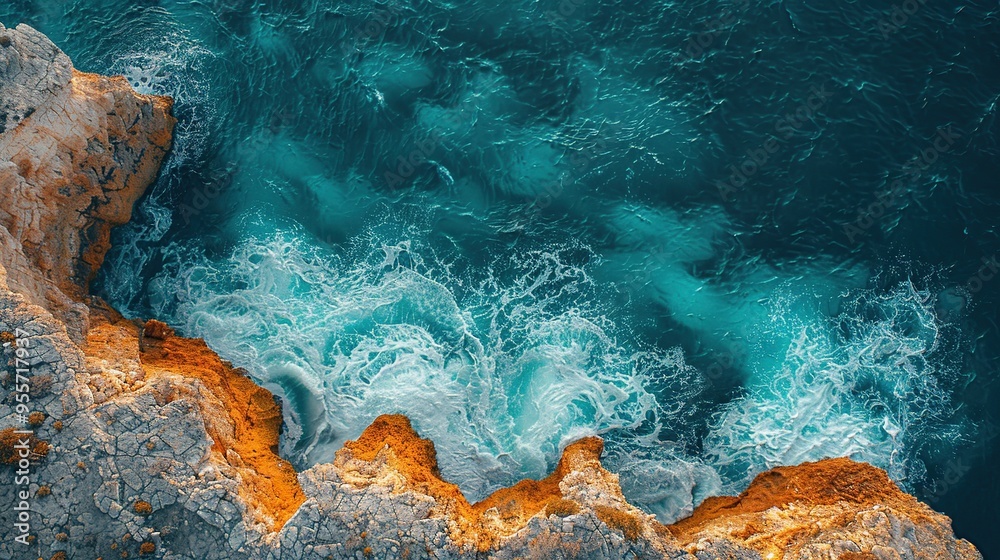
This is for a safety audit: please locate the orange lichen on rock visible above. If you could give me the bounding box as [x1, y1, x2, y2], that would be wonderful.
[138, 323, 304, 530]
[339, 414, 620, 551]
[142, 319, 174, 340]
[669, 457, 921, 541]
[133, 500, 153, 515]
[594, 505, 642, 540]
[666, 457, 956, 558]
[0, 427, 49, 463]
[545, 498, 581, 517]
[82, 301, 145, 363]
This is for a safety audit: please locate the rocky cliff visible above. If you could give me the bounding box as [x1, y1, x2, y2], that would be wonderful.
[0, 22, 174, 343]
[0, 21, 983, 560]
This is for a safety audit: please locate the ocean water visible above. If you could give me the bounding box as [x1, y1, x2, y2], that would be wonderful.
[3, 0, 998, 552]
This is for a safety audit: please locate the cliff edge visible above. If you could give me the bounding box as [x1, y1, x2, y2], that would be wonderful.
[0, 21, 983, 560]
[0, 22, 174, 342]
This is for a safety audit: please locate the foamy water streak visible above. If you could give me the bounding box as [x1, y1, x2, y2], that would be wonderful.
[704, 282, 964, 494]
[98, 32, 217, 317]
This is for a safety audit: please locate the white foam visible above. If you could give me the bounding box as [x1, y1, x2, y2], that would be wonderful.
[99, 32, 217, 315]
[703, 282, 962, 492]
[146, 227, 706, 502]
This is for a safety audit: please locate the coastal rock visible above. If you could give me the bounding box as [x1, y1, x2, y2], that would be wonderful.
[0, 21, 174, 342]
[669, 458, 983, 560]
[0, 21, 984, 560]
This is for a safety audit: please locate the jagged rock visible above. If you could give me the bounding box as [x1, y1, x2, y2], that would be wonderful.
[0, 21, 174, 342]
[668, 458, 982, 560]
[0, 20, 984, 560]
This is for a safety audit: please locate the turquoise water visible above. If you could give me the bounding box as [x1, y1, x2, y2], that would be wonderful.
[4, 0, 999, 551]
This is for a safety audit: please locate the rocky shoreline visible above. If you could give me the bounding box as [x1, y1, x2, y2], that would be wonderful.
[0, 22, 983, 559]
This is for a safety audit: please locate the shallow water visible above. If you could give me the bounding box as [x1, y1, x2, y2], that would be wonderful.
[4, 0, 999, 552]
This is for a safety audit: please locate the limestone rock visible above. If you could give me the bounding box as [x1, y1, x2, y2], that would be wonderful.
[669, 458, 982, 560]
[0, 21, 175, 341]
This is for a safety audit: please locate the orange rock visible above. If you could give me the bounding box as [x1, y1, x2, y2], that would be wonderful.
[339, 414, 620, 550]
[0, 43, 175, 341]
[669, 457, 923, 541]
[143, 319, 174, 340]
[666, 457, 982, 559]
[139, 326, 305, 531]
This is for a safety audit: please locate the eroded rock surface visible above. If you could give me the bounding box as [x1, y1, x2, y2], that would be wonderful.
[0, 21, 984, 560]
[669, 458, 982, 560]
[0, 21, 174, 342]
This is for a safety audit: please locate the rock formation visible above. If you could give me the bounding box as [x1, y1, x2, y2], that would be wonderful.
[0, 21, 174, 342]
[0, 21, 984, 560]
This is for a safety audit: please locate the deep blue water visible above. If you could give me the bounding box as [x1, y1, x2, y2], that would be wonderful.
[3, 0, 998, 553]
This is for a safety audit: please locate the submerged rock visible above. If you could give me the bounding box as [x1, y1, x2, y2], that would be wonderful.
[0, 21, 983, 560]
